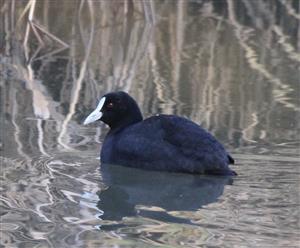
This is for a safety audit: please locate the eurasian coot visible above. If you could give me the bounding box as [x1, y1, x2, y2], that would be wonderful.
[84, 91, 236, 176]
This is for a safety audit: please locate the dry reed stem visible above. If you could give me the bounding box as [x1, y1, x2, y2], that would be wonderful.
[23, 0, 36, 61]
[57, 0, 95, 150]
[32, 22, 69, 48]
[16, 0, 32, 28]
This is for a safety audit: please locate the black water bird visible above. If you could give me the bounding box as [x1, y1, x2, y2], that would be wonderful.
[84, 91, 236, 176]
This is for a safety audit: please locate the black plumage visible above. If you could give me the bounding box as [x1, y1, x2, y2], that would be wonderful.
[84, 91, 236, 176]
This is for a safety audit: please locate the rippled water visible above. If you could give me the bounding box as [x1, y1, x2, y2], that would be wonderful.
[1, 0, 300, 247]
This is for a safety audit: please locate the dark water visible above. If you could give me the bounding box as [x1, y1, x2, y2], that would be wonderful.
[1, 0, 300, 247]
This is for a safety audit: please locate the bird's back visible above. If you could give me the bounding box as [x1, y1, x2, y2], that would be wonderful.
[101, 115, 235, 175]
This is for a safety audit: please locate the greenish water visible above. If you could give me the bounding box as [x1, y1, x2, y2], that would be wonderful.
[1, 0, 300, 247]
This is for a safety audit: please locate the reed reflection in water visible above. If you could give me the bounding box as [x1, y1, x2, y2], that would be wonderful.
[1, 0, 300, 247]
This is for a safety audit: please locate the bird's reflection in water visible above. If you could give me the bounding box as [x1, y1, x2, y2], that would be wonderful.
[97, 163, 233, 229]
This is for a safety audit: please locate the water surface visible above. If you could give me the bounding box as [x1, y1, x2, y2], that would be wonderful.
[1, 0, 300, 247]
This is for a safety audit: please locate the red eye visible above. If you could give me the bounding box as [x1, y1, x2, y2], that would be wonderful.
[107, 102, 114, 108]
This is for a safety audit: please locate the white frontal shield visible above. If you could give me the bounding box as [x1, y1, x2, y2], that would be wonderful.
[83, 97, 106, 125]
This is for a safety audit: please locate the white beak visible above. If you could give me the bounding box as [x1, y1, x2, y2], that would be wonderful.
[83, 97, 106, 125]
